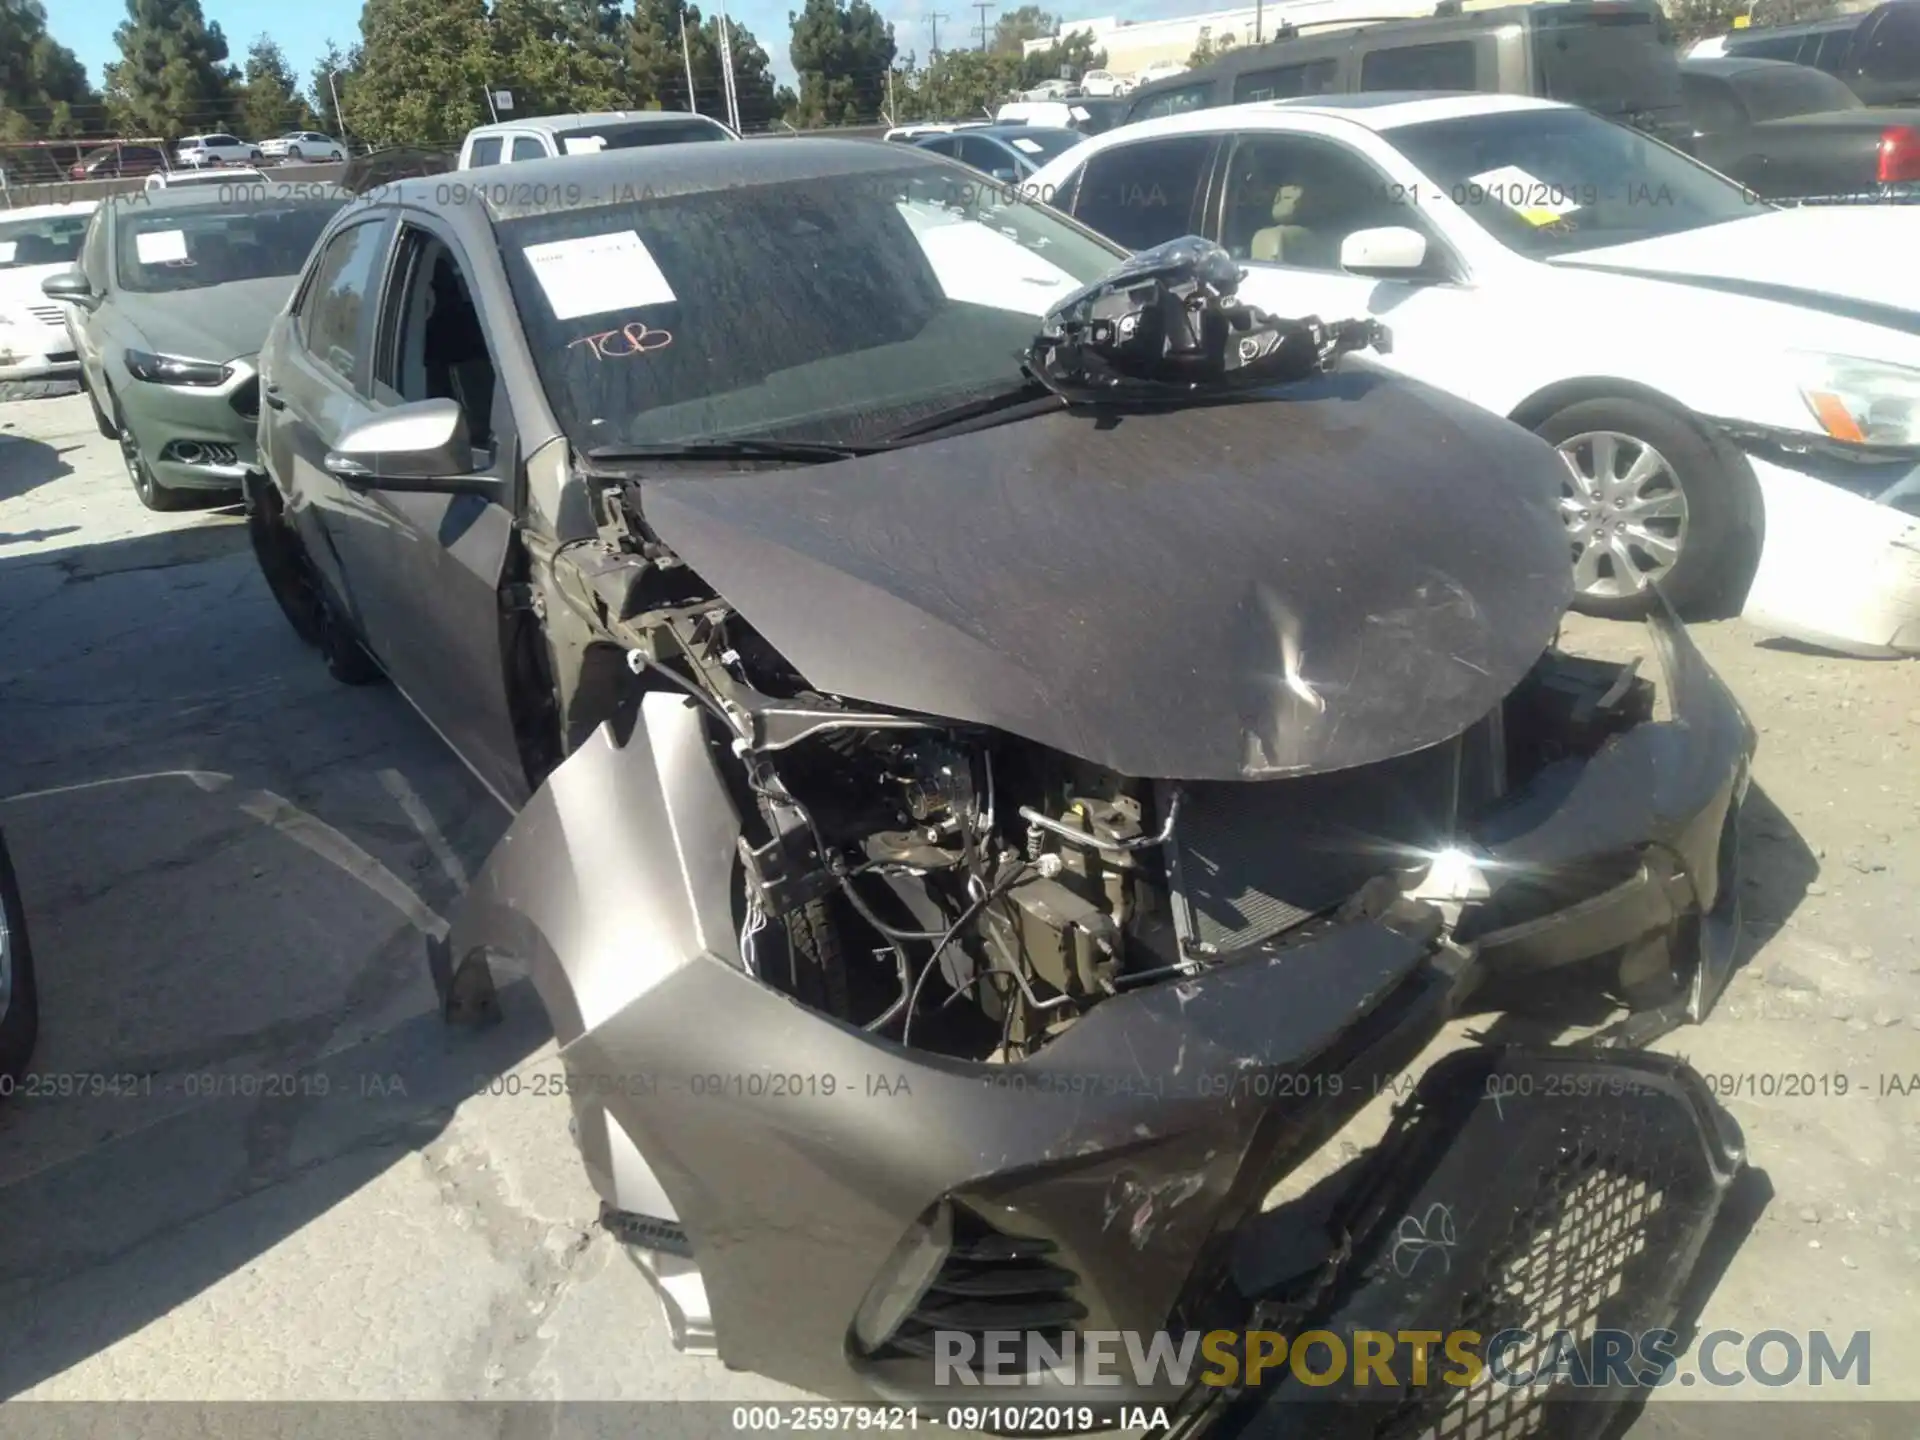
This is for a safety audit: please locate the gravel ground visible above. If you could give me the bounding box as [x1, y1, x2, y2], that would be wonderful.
[0, 390, 1913, 1430]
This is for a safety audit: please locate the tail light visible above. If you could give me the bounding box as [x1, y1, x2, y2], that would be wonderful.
[1877, 126, 1920, 185]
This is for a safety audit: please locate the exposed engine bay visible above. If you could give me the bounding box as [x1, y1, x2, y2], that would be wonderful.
[534, 489, 1685, 1066]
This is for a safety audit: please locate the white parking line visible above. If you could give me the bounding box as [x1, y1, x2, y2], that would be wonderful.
[0, 768, 233, 805]
[378, 767, 470, 890]
[238, 789, 448, 939]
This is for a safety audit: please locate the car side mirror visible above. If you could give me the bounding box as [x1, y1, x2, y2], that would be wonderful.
[324, 398, 500, 495]
[989, 165, 1018, 182]
[41, 269, 96, 307]
[1340, 226, 1434, 279]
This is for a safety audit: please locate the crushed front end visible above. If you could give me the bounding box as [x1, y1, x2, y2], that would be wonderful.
[432, 602, 1753, 1425]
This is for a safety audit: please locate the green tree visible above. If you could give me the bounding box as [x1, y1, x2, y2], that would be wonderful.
[699, 13, 781, 128]
[628, 0, 710, 110]
[788, 0, 897, 126]
[491, 0, 626, 115]
[1665, 0, 1751, 42]
[990, 5, 1054, 56]
[0, 1, 99, 142]
[104, 0, 241, 140]
[308, 39, 362, 138]
[917, 48, 1021, 120]
[351, 0, 492, 148]
[238, 36, 315, 138]
[1020, 31, 1103, 87]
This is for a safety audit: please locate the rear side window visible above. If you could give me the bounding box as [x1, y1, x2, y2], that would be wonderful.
[1071, 135, 1213, 250]
[1811, 26, 1854, 71]
[1533, 11, 1685, 116]
[469, 136, 503, 167]
[1129, 82, 1214, 121]
[1727, 31, 1810, 61]
[300, 220, 389, 387]
[1360, 40, 1478, 90]
[510, 136, 546, 162]
[1861, 3, 1920, 78]
[1234, 59, 1341, 103]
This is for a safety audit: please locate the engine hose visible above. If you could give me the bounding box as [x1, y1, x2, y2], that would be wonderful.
[899, 863, 1031, 1047]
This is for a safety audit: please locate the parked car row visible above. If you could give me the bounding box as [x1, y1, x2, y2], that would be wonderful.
[58, 132, 351, 182]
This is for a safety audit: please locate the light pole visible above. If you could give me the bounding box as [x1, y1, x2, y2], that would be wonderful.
[327, 68, 348, 145]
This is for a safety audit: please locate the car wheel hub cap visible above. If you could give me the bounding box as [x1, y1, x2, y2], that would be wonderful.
[120, 431, 149, 496]
[1556, 430, 1689, 599]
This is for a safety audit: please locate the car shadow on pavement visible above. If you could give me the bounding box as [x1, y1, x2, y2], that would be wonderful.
[0, 435, 78, 503]
[0, 520, 547, 1398]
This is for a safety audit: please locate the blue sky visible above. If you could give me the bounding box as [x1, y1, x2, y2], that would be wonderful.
[59, 0, 1200, 97]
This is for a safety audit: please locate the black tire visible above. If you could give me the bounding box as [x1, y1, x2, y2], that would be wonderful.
[83, 376, 115, 438]
[244, 479, 326, 648]
[1535, 397, 1750, 621]
[109, 394, 187, 512]
[0, 831, 40, 1089]
[288, 147, 303, 161]
[750, 795, 854, 1020]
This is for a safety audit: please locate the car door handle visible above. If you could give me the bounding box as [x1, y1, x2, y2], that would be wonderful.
[262, 383, 286, 410]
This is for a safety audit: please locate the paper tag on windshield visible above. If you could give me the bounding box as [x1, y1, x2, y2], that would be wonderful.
[523, 230, 675, 320]
[561, 135, 606, 155]
[0, 242, 15, 264]
[135, 229, 190, 264]
[1467, 165, 1581, 226]
[1010, 137, 1043, 154]
[1069, 105, 1090, 120]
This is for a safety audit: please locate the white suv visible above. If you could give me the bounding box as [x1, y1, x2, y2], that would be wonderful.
[175, 134, 263, 169]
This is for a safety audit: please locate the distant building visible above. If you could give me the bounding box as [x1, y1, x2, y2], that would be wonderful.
[1022, 0, 1438, 78]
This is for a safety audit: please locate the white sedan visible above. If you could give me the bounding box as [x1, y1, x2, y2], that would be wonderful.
[1024, 93, 1920, 657]
[0, 200, 97, 383]
[257, 131, 348, 163]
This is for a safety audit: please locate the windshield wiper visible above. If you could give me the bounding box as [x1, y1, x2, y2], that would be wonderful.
[585, 437, 880, 465]
[872, 378, 1064, 445]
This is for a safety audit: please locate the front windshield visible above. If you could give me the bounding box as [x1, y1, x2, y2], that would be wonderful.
[497, 161, 1125, 449]
[1388, 107, 1765, 259]
[116, 196, 346, 294]
[0, 212, 88, 270]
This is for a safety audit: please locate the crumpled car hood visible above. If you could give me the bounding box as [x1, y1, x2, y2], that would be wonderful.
[641, 362, 1574, 780]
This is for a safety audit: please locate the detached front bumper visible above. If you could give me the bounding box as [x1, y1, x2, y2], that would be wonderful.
[1455, 607, 1756, 1039]
[429, 618, 1755, 1420]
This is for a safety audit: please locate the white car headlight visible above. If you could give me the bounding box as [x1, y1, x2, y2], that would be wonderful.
[1796, 354, 1920, 448]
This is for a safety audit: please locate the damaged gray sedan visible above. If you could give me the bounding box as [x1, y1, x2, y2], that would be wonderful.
[246, 141, 1756, 1433]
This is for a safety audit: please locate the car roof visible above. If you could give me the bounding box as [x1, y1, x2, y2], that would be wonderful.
[0, 199, 99, 222]
[962, 124, 1084, 140]
[464, 110, 718, 140]
[107, 182, 352, 214]
[1110, 89, 1566, 141]
[1679, 54, 1823, 77]
[368, 138, 927, 224]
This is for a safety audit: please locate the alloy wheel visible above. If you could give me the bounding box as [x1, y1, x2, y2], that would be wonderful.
[1555, 430, 1690, 599]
